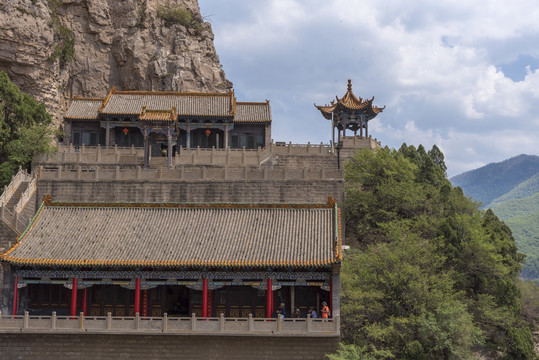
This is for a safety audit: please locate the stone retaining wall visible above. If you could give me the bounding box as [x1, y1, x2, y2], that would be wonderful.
[0, 333, 339, 360]
[36, 179, 344, 204]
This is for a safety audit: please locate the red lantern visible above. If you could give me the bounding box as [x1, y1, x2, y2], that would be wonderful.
[123, 127, 129, 135]
[205, 129, 211, 137]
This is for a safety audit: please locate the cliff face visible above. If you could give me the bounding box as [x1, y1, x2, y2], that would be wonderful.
[0, 0, 231, 125]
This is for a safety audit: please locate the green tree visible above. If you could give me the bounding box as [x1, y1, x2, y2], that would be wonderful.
[0, 71, 54, 186]
[335, 145, 535, 360]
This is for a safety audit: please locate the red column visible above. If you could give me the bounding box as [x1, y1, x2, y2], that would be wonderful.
[70, 278, 78, 317]
[82, 288, 87, 316]
[202, 278, 208, 318]
[142, 290, 148, 317]
[329, 275, 333, 318]
[207, 290, 213, 317]
[266, 278, 272, 318]
[12, 277, 18, 316]
[134, 278, 141, 315]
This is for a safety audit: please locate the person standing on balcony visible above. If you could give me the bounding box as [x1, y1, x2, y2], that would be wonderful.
[321, 302, 329, 319]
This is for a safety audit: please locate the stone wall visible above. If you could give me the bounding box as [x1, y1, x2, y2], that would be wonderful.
[36, 179, 344, 204]
[0, 221, 16, 254]
[0, 333, 339, 360]
[18, 191, 36, 225]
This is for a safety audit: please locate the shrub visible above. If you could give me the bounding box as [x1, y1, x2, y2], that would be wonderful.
[50, 25, 75, 68]
[157, 5, 192, 27]
[505, 327, 536, 360]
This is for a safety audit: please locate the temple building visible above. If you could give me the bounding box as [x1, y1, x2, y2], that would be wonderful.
[315, 80, 384, 147]
[2, 198, 341, 319]
[63, 88, 272, 167]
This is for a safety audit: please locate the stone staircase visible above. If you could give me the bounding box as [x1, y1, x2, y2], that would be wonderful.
[4, 182, 28, 211]
[0, 169, 34, 246]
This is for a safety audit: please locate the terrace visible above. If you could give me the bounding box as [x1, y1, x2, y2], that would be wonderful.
[0, 312, 340, 337]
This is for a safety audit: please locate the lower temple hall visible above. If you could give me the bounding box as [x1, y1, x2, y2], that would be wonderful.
[1, 198, 342, 319]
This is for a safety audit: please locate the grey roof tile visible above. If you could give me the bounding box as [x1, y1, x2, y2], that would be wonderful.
[64, 99, 104, 120]
[235, 102, 271, 123]
[2, 203, 341, 269]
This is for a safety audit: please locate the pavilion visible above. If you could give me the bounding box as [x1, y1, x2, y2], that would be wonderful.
[315, 80, 385, 148]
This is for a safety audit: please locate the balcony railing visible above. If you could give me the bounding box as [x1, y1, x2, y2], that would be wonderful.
[0, 311, 340, 337]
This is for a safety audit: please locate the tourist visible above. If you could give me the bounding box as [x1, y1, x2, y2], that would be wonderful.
[308, 307, 317, 318]
[293, 308, 301, 318]
[278, 302, 287, 318]
[321, 301, 329, 319]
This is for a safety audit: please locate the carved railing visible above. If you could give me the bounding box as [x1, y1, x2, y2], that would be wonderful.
[340, 135, 381, 149]
[37, 165, 344, 182]
[0, 206, 29, 235]
[0, 168, 32, 207]
[34, 142, 338, 167]
[0, 312, 340, 337]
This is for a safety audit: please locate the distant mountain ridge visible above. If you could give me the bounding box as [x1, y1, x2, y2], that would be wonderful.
[450, 154, 539, 282]
[450, 154, 539, 207]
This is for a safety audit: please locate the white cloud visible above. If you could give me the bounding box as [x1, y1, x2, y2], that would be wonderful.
[199, 0, 539, 177]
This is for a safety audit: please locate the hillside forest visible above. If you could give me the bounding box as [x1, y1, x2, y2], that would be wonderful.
[451, 155, 539, 283]
[330, 145, 538, 360]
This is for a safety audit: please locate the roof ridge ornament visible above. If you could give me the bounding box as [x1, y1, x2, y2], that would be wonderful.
[347, 79, 352, 91]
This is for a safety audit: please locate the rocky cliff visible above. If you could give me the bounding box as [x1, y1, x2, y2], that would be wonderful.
[0, 0, 231, 125]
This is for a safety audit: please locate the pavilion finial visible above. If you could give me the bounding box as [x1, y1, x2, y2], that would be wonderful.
[347, 79, 352, 91]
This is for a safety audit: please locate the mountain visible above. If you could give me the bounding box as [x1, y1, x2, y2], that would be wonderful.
[450, 154, 539, 282]
[0, 0, 231, 125]
[450, 154, 539, 207]
[489, 172, 539, 208]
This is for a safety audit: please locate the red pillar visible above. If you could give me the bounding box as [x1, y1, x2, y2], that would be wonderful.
[202, 278, 208, 318]
[266, 278, 272, 318]
[329, 275, 333, 318]
[70, 278, 78, 317]
[142, 290, 148, 317]
[134, 278, 141, 315]
[12, 277, 18, 316]
[82, 288, 87, 316]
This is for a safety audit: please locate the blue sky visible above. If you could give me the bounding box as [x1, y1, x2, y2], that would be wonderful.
[198, 0, 539, 177]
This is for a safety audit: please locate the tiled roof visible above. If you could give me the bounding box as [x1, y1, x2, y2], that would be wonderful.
[64, 98, 104, 120]
[100, 89, 235, 117]
[2, 201, 342, 269]
[314, 80, 385, 120]
[235, 102, 271, 123]
[139, 108, 176, 122]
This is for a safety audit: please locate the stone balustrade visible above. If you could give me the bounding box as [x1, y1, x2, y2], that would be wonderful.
[34, 142, 336, 167]
[37, 165, 343, 182]
[0, 169, 31, 207]
[0, 312, 340, 337]
[0, 206, 28, 235]
[14, 175, 37, 215]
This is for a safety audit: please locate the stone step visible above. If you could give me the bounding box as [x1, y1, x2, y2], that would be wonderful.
[4, 181, 29, 211]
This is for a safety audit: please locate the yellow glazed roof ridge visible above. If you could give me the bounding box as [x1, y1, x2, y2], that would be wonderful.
[72, 97, 105, 102]
[112, 89, 233, 97]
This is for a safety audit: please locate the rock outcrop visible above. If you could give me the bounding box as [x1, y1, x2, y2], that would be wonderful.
[0, 0, 231, 125]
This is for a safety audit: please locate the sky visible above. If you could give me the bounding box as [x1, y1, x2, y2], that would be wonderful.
[198, 0, 539, 177]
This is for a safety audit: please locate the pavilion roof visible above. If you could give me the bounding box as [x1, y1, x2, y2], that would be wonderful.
[235, 102, 272, 123]
[314, 80, 385, 120]
[1, 199, 342, 269]
[64, 98, 104, 120]
[99, 88, 236, 118]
